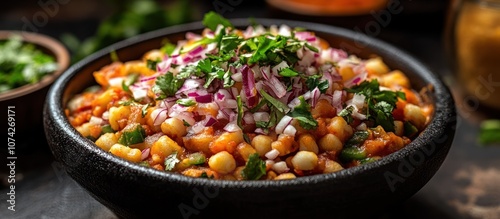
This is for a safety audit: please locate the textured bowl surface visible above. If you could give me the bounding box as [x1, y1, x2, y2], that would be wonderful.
[44, 19, 456, 219]
[0, 30, 69, 150]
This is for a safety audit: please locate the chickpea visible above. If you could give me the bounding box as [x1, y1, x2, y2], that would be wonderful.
[271, 134, 296, 156]
[150, 135, 183, 163]
[327, 116, 354, 142]
[251, 135, 274, 157]
[95, 132, 118, 151]
[208, 151, 236, 174]
[380, 70, 410, 88]
[318, 133, 343, 153]
[209, 131, 244, 154]
[236, 143, 257, 162]
[109, 144, 142, 162]
[323, 160, 344, 173]
[404, 104, 426, 130]
[291, 151, 318, 171]
[298, 134, 319, 154]
[109, 106, 131, 131]
[365, 57, 390, 75]
[161, 118, 187, 140]
[274, 173, 296, 180]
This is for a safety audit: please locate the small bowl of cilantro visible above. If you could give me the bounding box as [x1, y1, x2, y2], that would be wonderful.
[0, 30, 69, 149]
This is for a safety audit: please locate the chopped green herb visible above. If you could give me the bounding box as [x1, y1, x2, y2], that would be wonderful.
[182, 120, 191, 127]
[152, 72, 184, 99]
[110, 50, 120, 62]
[242, 153, 266, 180]
[202, 11, 234, 31]
[146, 59, 160, 70]
[160, 40, 176, 55]
[478, 120, 500, 145]
[176, 98, 197, 107]
[279, 67, 300, 77]
[288, 96, 318, 130]
[305, 75, 329, 93]
[345, 79, 405, 131]
[141, 104, 149, 118]
[259, 90, 290, 114]
[0, 35, 59, 93]
[338, 106, 354, 124]
[164, 151, 180, 171]
[121, 73, 139, 93]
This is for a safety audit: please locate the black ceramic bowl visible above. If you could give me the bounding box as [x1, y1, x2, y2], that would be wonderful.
[44, 18, 456, 219]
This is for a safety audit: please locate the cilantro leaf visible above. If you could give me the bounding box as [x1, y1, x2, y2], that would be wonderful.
[202, 11, 233, 31]
[152, 72, 184, 99]
[338, 105, 354, 124]
[176, 98, 197, 107]
[242, 153, 266, 180]
[288, 96, 318, 130]
[279, 67, 300, 77]
[164, 151, 180, 171]
[305, 75, 329, 93]
[345, 79, 406, 131]
[259, 90, 290, 114]
[146, 59, 160, 70]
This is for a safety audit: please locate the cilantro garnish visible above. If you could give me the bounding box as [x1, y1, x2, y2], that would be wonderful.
[164, 151, 180, 171]
[305, 75, 329, 93]
[202, 11, 233, 31]
[345, 79, 406, 132]
[338, 106, 354, 124]
[176, 98, 197, 107]
[259, 90, 290, 114]
[288, 96, 318, 130]
[279, 67, 300, 77]
[118, 123, 146, 146]
[146, 59, 160, 70]
[200, 172, 214, 179]
[121, 73, 139, 93]
[479, 120, 500, 145]
[152, 72, 184, 99]
[242, 153, 266, 180]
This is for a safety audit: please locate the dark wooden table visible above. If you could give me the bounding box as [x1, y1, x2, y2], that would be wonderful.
[1, 1, 500, 218]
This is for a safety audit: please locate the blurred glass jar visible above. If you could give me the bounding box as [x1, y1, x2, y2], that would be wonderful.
[446, 0, 500, 109]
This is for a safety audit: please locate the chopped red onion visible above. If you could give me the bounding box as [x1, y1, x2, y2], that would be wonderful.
[266, 160, 275, 168]
[253, 112, 270, 122]
[264, 76, 287, 98]
[89, 116, 104, 125]
[352, 94, 366, 109]
[275, 115, 293, 134]
[288, 97, 300, 109]
[283, 125, 297, 136]
[242, 65, 258, 108]
[176, 79, 203, 94]
[332, 90, 344, 112]
[205, 116, 218, 126]
[356, 123, 367, 131]
[265, 149, 280, 160]
[223, 121, 241, 132]
[152, 108, 168, 126]
[310, 87, 320, 108]
[108, 77, 125, 87]
[260, 66, 271, 80]
[189, 121, 206, 135]
[243, 112, 255, 125]
[130, 85, 148, 100]
[141, 148, 150, 161]
[254, 128, 268, 135]
[195, 94, 213, 103]
[272, 161, 290, 174]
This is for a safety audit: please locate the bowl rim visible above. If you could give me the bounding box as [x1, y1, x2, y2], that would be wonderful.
[46, 18, 456, 189]
[0, 30, 70, 101]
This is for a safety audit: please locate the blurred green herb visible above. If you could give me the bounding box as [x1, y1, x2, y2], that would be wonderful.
[61, 0, 193, 64]
[0, 35, 58, 93]
[479, 120, 500, 145]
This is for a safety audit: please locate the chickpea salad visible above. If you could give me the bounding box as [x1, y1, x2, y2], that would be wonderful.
[66, 12, 433, 180]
